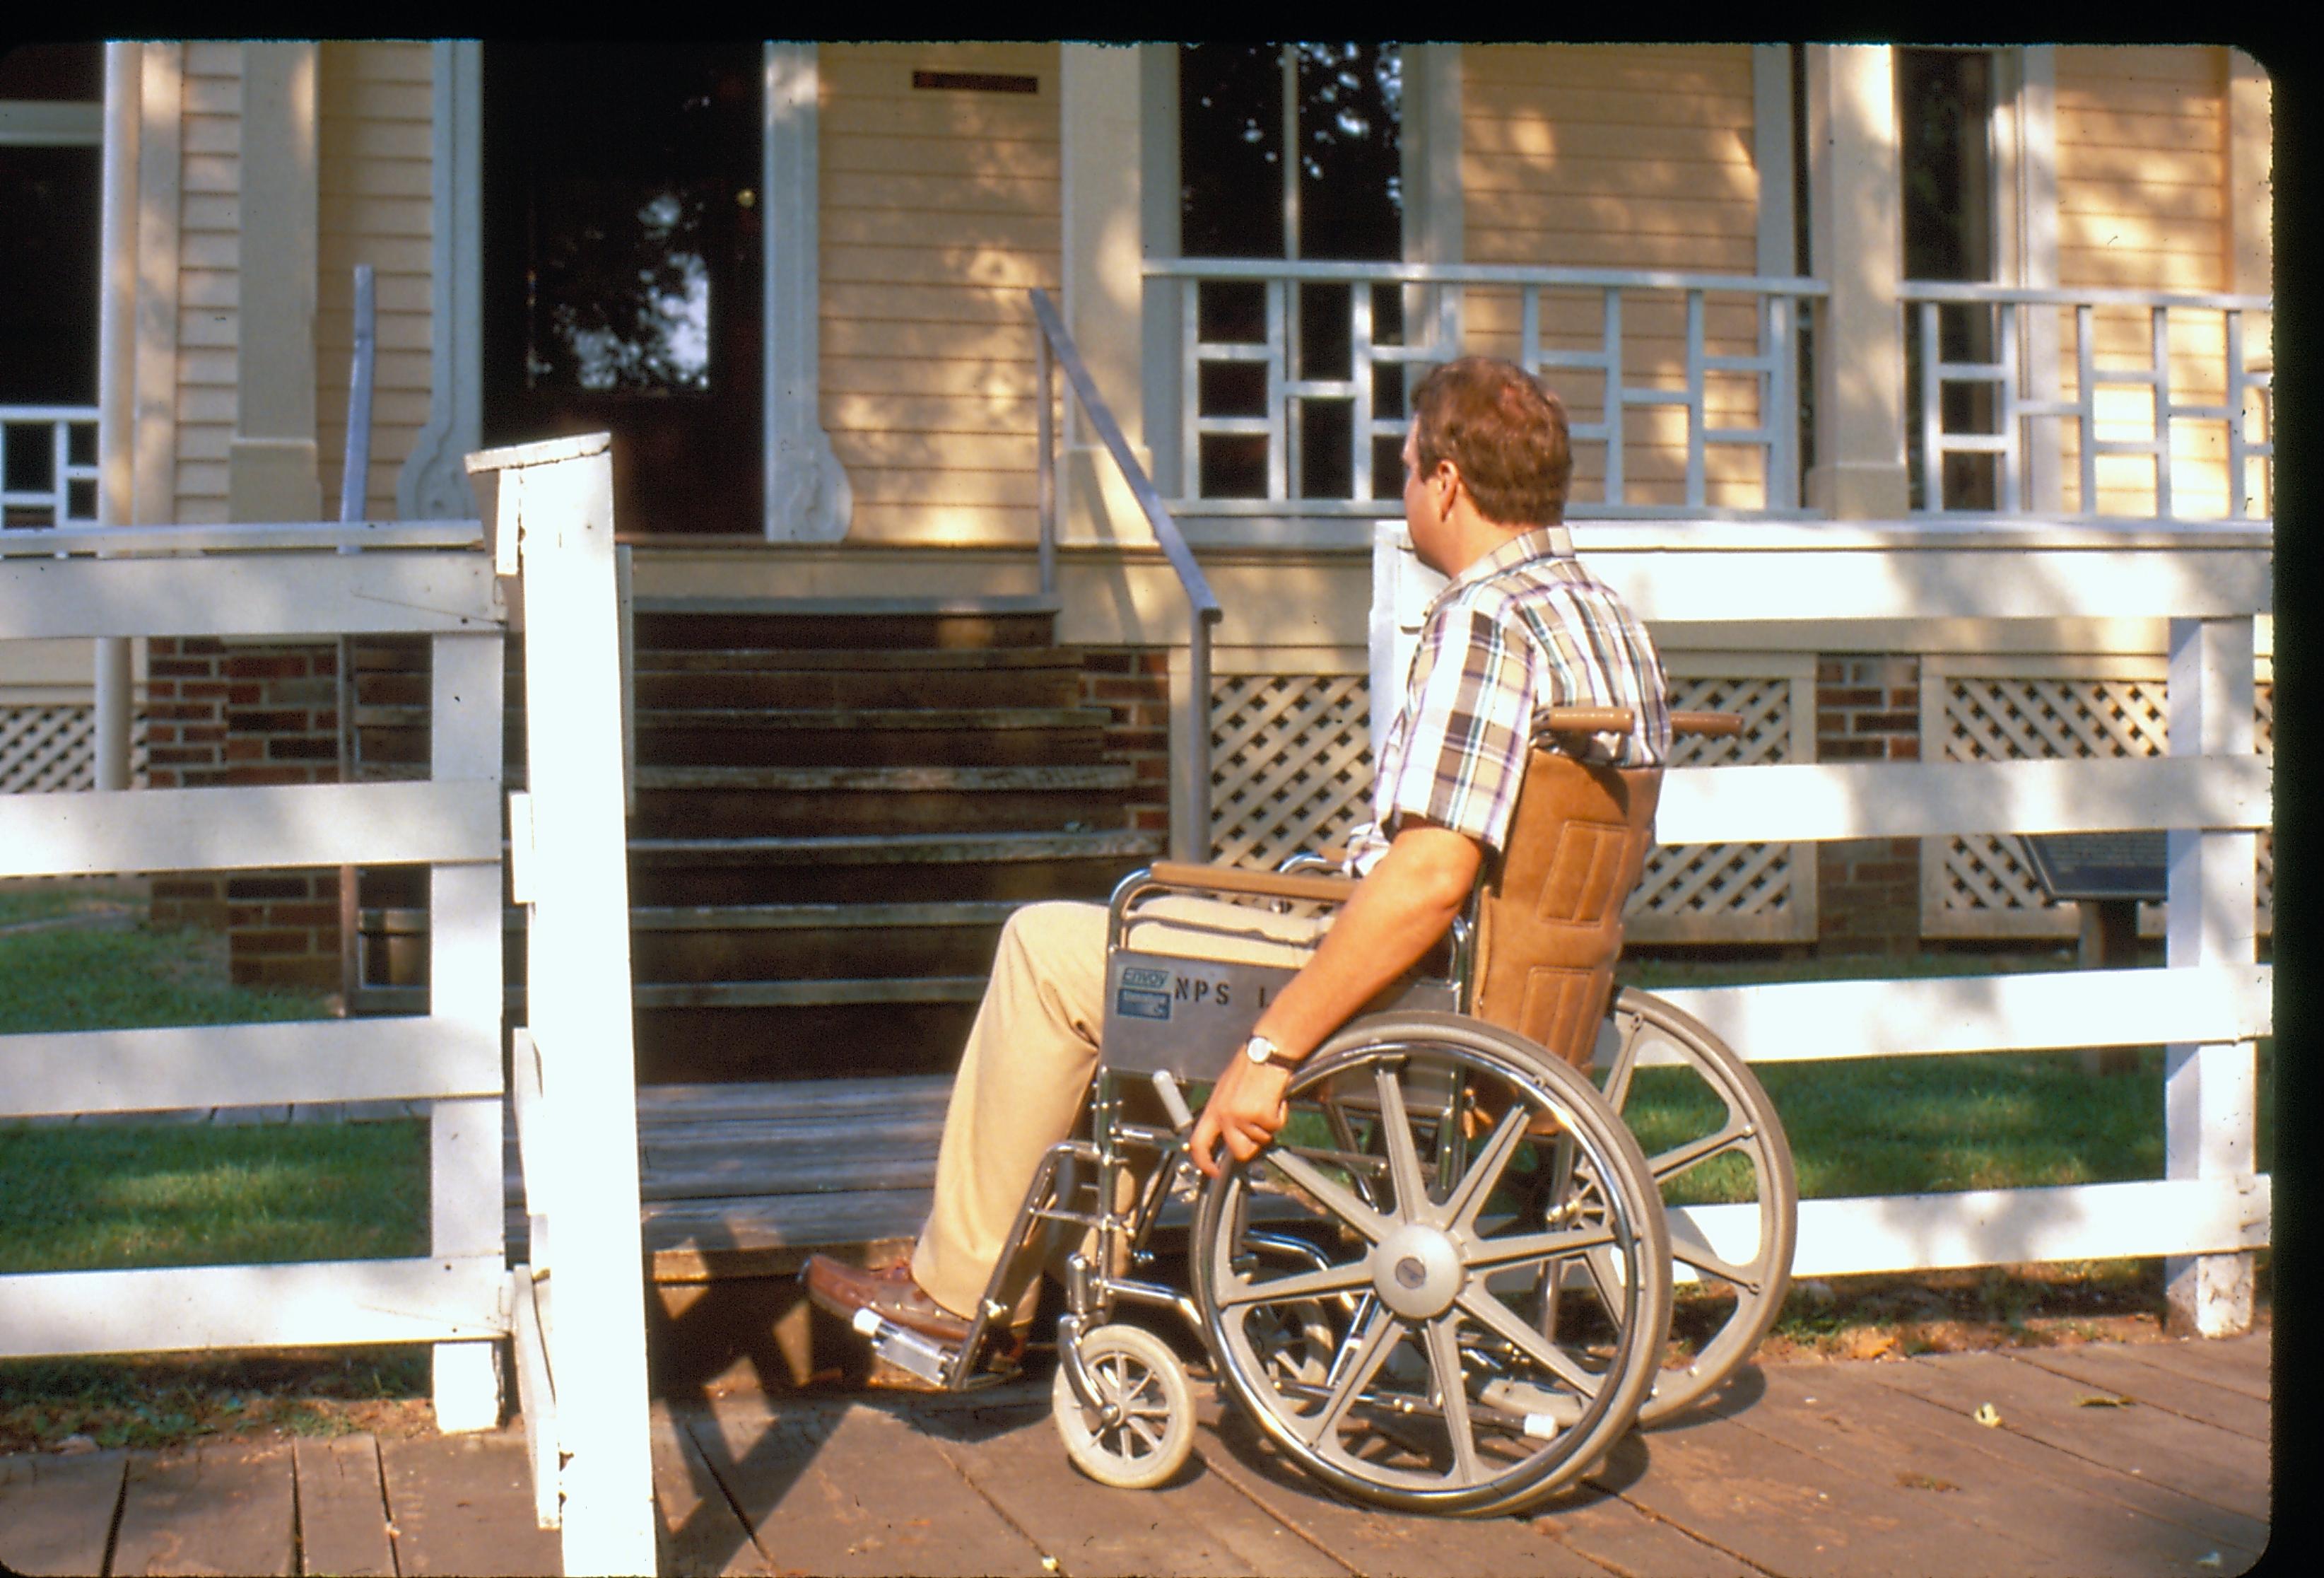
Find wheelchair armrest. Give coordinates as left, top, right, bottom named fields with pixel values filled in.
left=1143, top=861, right=1358, bottom=906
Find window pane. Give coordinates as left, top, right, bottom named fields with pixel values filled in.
left=1180, top=45, right=1284, bottom=259
left=1295, top=44, right=1400, bottom=262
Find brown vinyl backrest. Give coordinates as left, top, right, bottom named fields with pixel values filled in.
left=1468, top=749, right=1663, bottom=1068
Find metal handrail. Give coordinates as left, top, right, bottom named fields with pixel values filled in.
left=1028, top=288, right=1223, bottom=863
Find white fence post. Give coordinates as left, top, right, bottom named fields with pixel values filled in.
left=471, top=434, right=656, bottom=1574
left=2163, top=614, right=2261, bottom=1336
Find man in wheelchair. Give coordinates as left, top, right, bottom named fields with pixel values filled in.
left=804, top=354, right=1672, bottom=1362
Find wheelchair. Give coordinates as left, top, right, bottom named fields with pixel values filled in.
left=847, top=708, right=1797, bottom=1517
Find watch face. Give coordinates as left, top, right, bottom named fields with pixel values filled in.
left=1246, top=1035, right=1277, bottom=1064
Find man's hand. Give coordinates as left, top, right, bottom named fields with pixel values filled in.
left=1189, top=1053, right=1293, bottom=1179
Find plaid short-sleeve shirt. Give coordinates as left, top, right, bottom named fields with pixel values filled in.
left=1345, top=526, right=1670, bottom=875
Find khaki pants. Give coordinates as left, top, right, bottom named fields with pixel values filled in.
left=909, top=895, right=1327, bottom=1322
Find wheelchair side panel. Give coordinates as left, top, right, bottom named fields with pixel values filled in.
left=1101, top=949, right=1457, bottom=1080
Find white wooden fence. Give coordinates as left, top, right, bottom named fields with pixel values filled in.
left=1378, top=519, right=2272, bottom=1336
left=481, top=435, right=655, bottom=1571
left=0, top=437, right=655, bottom=1574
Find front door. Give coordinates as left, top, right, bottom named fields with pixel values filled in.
left=483, top=44, right=763, bottom=535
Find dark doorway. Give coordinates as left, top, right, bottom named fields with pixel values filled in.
left=483, top=44, right=763, bottom=536
left=1, top=43, right=102, bottom=527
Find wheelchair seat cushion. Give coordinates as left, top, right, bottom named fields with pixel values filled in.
left=1470, top=750, right=1662, bottom=1067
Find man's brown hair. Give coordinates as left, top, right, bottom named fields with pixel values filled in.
left=1411, top=356, right=1573, bottom=526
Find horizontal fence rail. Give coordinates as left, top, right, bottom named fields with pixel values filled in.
left=0, top=519, right=513, bottom=1433
left=1149, top=259, right=1825, bottom=520
left=1376, top=518, right=2272, bottom=1334
left=1901, top=281, right=2272, bottom=522
left=0, top=403, right=99, bottom=527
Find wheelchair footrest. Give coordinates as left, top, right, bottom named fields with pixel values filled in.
left=851, top=1307, right=956, bottom=1386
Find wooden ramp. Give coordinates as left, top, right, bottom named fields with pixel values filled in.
left=0, top=1329, right=2274, bottom=1577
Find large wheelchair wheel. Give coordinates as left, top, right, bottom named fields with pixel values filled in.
left=1192, top=1013, right=1671, bottom=1518
left=1597, top=988, right=1797, bottom=1424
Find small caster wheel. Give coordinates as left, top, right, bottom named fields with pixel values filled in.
left=1052, top=1323, right=1195, bottom=1490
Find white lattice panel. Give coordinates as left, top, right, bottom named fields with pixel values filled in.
left=1923, top=665, right=2273, bottom=937
left=1, top=706, right=95, bottom=793
left=1208, top=663, right=1813, bottom=944
left=1209, top=674, right=1375, bottom=870
left=1628, top=673, right=1812, bottom=943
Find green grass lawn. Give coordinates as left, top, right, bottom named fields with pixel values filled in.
left=0, top=879, right=429, bottom=1276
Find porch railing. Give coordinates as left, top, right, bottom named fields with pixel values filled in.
left=1, top=404, right=100, bottom=528
left=1030, top=288, right=1222, bottom=863
left=1901, top=281, right=2273, bottom=522
left=1146, top=259, right=1826, bottom=520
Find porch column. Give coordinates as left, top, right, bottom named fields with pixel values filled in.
left=1059, top=44, right=1151, bottom=546
left=1802, top=45, right=1908, bottom=520
left=228, top=42, right=322, bottom=524
left=95, top=45, right=141, bottom=792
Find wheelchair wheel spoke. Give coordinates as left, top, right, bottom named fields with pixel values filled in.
left=1667, top=1216, right=1763, bottom=1295
left=1423, top=1314, right=1482, bottom=1485
left=1462, top=1222, right=1622, bottom=1275
left=1262, top=1147, right=1392, bottom=1244
left=1599, top=1017, right=1647, bottom=1115
left=1372, top=1063, right=1433, bottom=1222
left=1581, top=1242, right=1631, bottom=1314
left=1647, top=1119, right=1751, bottom=1186
left=1455, top=1281, right=1607, bottom=1399
left=1445, top=1106, right=1532, bottom=1234
left=1214, top=1257, right=1373, bottom=1310
left=1300, top=1299, right=1403, bottom=1449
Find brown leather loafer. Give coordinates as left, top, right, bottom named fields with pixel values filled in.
left=802, top=1256, right=973, bottom=1346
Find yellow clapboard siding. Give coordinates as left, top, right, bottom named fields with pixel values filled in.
left=821, top=358, right=1044, bottom=398
left=317, top=196, right=432, bottom=238
left=2055, top=107, right=2224, bottom=156
left=820, top=41, right=1061, bottom=547
left=317, top=158, right=433, bottom=201
left=319, top=236, right=433, bottom=273
left=823, top=320, right=1034, bottom=361
left=1466, top=231, right=1760, bottom=273
left=824, top=208, right=1060, bottom=252
left=825, top=170, right=1062, bottom=216
left=827, top=430, right=1032, bottom=470
left=847, top=503, right=1033, bottom=546
left=821, top=43, right=1056, bottom=88
left=175, top=352, right=236, bottom=392
left=1463, top=44, right=1751, bottom=93
left=1460, top=83, right=1755, bottom=131
left=825, top=392, right=1043, bottom=437
left=2057, top=179, right=2227, bottom=222
left=2057, top=45, right=2221, bottom=90
left=823, top=98, right=1059, bottom=142
left=824, top=134, right=1060, bottom=180
left=181, top=195, right=241, bottom=233
left=182, top=153, right=240, bottom=194
left=1462, top=154, right=1759, bottom=203
left=823, top=244, right=1060, bottom=291
left=1455, top=117, right=1756, bottom=170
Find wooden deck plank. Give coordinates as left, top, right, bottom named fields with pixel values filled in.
left=1733, top=1362, right=2242, bottom=1574
left=1855, top=1359, right=2270, bottom=1558
left=1600, top=1398, right=2054, bottom=1578
left=1757, top=1362, right=2267, bottom=1569
left=292, top=1436, right=397, bottom=1578
left=1186, top=1390, right=1613, bottom=1578
left=2005, top=1343, right=2272, bottom=1442
left=0, top=1449, right=128, bottom=1578
left=1854, top=1349, right=2271, bottom=1524
left=378, top=1430, right=563, bottom=1577
left=680, top=1395, right=1047, bottom=1577
left=2094, top=1331, right=2274, bottom=1402
left=915, top=1389, right=1354, bottom=1578
left=1527, top=1475, right=1765, bottom=1578
left=112, top=1439, right=295, bottom=1577
left=651, top=1403, right=773, bottom=1577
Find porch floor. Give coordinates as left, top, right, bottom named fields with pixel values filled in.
left=0, top=1326, right=2273, bottom=1577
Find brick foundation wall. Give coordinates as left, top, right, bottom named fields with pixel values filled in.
left=1078, top=648, right=1173, bottom=838
left=143, top=636, right=345, bottom=992
left=1815, top=655, right=1922, bottom=957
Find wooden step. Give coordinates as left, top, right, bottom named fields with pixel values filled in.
left=635, top=708, right=1108, bottom=769
left=630, top=597, right=1057, bottom=653
left=629, top=763, right=1134, bottom=838
left=628, top=829, right=1157, bottom=869
left=354, top=976, right=989, bottom=1015
left=626, top=828, right=1158, bottom=907
left=632, top=652, right=1081, bottom=711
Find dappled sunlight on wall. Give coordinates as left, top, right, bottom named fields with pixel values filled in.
left=818, top=43, right=1062, bottom=549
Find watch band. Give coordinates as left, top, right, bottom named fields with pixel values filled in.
left=1243, top=1034, right=1301, bottom=1071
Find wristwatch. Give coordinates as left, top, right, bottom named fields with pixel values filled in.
left=1242, top=1033, right=1301, bottom=1071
